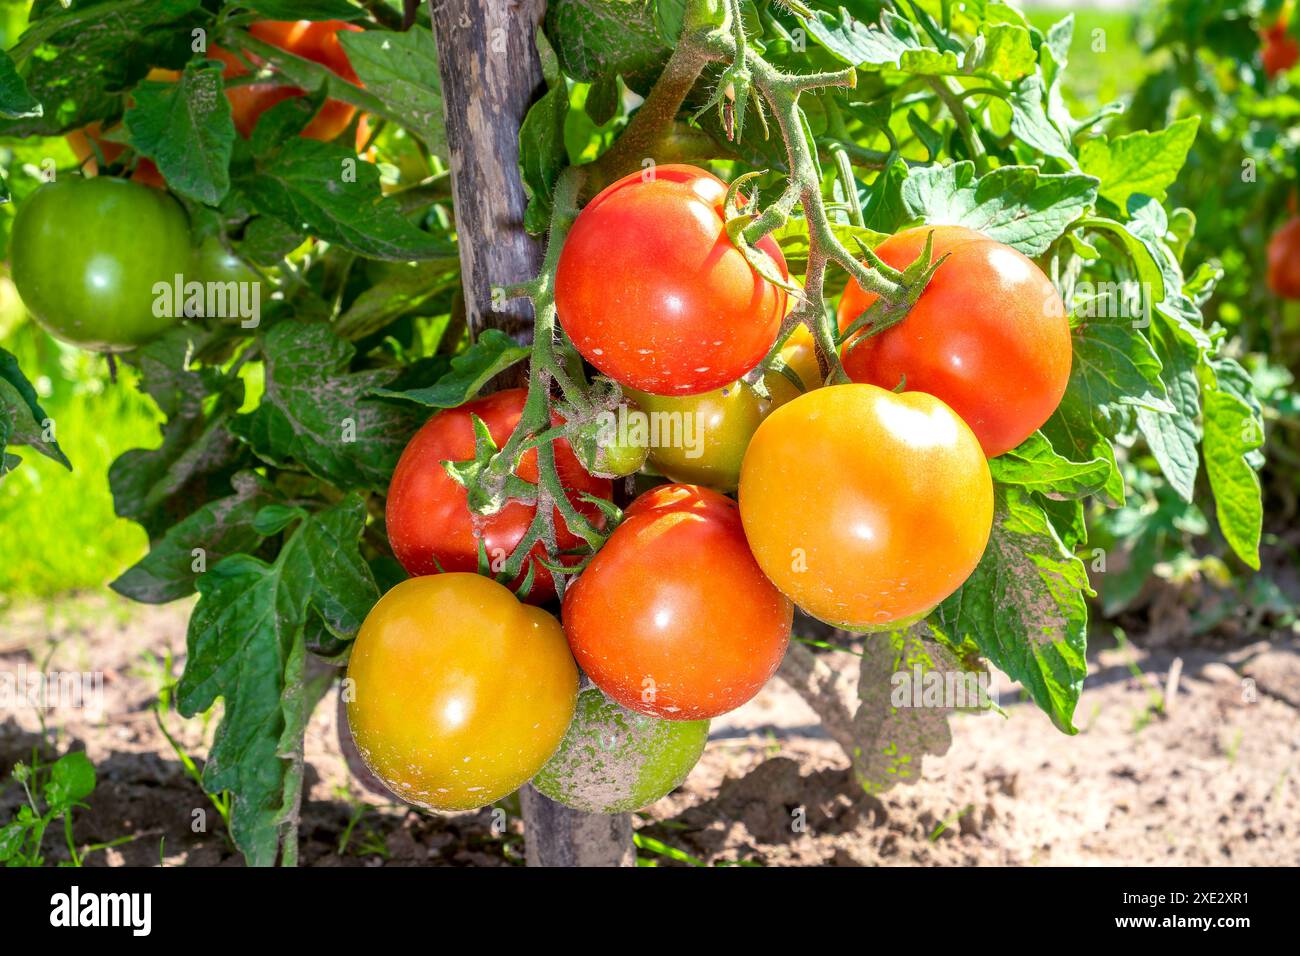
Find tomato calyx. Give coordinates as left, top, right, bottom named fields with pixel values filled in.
left=838, top=229, right=950, bottom=353
left=722, top=171, right=804, bottom=297
left=441, top=413, right=540, bottom=515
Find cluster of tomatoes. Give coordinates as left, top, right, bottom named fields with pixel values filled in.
left=9, top=21, right=361, bottom=353
left=348, top=164, right=1074, bottom=815
left=1261, top=16, right=1299, bottom=79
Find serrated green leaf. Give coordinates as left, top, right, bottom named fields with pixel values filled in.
left=125, top=61, right=235, bottom=204
left=111, top=471, right=280, bottom=604
left=931, top=487, right=1090, bottom=734
left=990, top=430, right=1112, bottom=499
left=0, top=346, right=69, bottom=471
left=371, top=328, right=531, bottom=408
left=1078, top=118, right=1200, bottom=211
left=177, top=496, right=378, bottom=866
left=230, top=321, right=427, bottom=492
left=0, top=49, right=41, bottom=119
left=339, top=28, right=445, bottom=157
left=901, top=162, right=1098, bottom=256
left=1202, top=389, right=1263, bottom=569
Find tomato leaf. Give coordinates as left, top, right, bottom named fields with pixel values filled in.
left=125, top=61, right=236, bottom=205
left=109, top=328, right=250, bottom=538
left=931, top=488, right=1091, bottom=735
left=1202, top=388, right=1263, bottom=570
left=0, top=346, right=69, bottom=473
left=177, top=495, right=378, bottom=867
left=339, top=28, right=445, bottom=157
left=229, top=321, right=428, bottom=492
left=0, top=50, right=42, bottom=120
left=1078, top=117, right=1200, bottom=211
left=901, top=162, right=1099, bottom=256
left=990, top=431, right=1113, bottom=500
left=0, top=0, right=205, bottom=137
left=239, top=138, right=452, bottom=261
left=372, top=328, right=531, bottom=408
left=545, top=0, right=670, bottom=94
left=851, top=627, right=988, bottom=794
left=1134, top=311, right=1204, bottom=503
left=111, top=471, right=281, bottom=604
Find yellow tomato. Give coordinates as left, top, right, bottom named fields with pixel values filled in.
left=345, top=573, right=578, bottom=810
left=626, top=325, right=821, bottom=491
left=738, top=383, right=993, bottom=630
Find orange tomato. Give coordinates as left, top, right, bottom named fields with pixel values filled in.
left=738, top=383, right=993, bottom=630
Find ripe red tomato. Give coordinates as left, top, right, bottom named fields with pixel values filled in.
left=212, top=19, right=363, bottom=142
left=346, top=573, right=578, bottom=810
left=739, top=383, right=993, bottom=630
left=385, top=388, right=612, bottom=604
left=1262, top=20, right=1299, bottom=78
left=563, top=484, right=792, bottom=720
left=1268, top=218, right=1300, bottom=298
left=837, top=226, right=1071, bottom=458
left=555, top=164, right=789, bottom=396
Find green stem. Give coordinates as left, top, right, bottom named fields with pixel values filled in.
left=929, top=76, right=988, bottom=175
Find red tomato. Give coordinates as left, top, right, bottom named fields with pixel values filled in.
left=1262, top=20, right=1300, bottom=78
left=563, top=484, right=792, bottom=720
left=837, top=226, right=1071, bottom=458
left=212, top=19, right=363, bottom=142
left=555, top=164, right=789, bottom=396
left=1268, top=218, right=1300, bottom=298
left=385, top=389, right=612, bottom=604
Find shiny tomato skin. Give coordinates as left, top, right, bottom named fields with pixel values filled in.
left=563, top=484, right=793, bottom=720
left=345, top=574, right=578, bottom=811
left=385, top=388, right=612, bottom=604
left=625, top=325, right=822, bottom=491
left=212, top=19, right=362, bottom=142
left=555, top=164, right=789, bottom=396
left=10, top=177, right=192, bottom=352
left=1268, top=218, right=1300, bottom=298
left=738, top=384, right=993, bottom=630
left=837, top=227, right=1071, bottom=458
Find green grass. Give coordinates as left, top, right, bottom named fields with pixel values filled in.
left=1, top=314, right=160, bottom=601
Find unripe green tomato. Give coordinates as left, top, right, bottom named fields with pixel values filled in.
left=570, top=415, right=651, bottom=479
left=532, top=688, right=709, bottom=813
left=626, top=325, right=821, bottom=491
left=190, top=235, right=268, bottom=323
left=10, top=176, right=193, bottom=352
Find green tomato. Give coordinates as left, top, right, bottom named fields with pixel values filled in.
left=193, top=234, right=261, bottom=287
left=570, top=416, right=651, bottom=479
left=10, top=176, right=193, bottom=352
left=625, top=325, right=821, bottom=491
left=532, top=688, right=709, bottom=814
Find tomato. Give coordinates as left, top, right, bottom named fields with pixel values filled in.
left=626, top=325, right=821, bottom=491
left=212, top=19, right=362, bottom=142
left=569, top=413, right=651, bottom=479
left=738, top=383, right=993, bottom=630
left=532, top=688, right=709, bottom=813
left=837, top=226, right=1071, bottom=458
left=563, top=484, right=792, bottom=719
left=555, top=164, right=789, bottom=396
left=345, top=574, right=577, bottom=811
left=1268, top=218, right=1300, bottom=298
left=1262, top=20, right=1299, bottom=78
left=10, top=177, right=192, bottom=352
left=385, top=388, right=612, bottom=603
left=66, top=69, right=176, bottom=190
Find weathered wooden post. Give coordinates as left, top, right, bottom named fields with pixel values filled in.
left=428, top=0, right=636, bottom=867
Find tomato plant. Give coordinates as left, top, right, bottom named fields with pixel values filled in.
left=346, top=573, right=577, bottom=811
left=0, top=0, right=1275, bottom=869
left=386, top=388, right=611, bottom=603
left=837, top=227, right=1072, bottom=458
left=10, top=176, right=192, bottom=351
left=563, top=484, right=792, bottom=720
left=555, top=164, right=789, bottom=395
